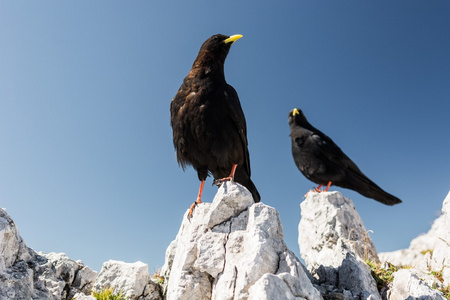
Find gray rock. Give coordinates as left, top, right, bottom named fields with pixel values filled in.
left=72, top=292, right=97, bottom=300
left=0, top=207, right=98, bottom=300
left=0, top=208, right=34, bottom=271
left=39, top=252, right=97, bottom=299
left=379, top=191, right=450, bottom=288
left=204, top=181, right=254, bottom=228
left=161, top=181, right=321, bottom=300
left=94, top=260, right=152, bottom=300
left=388, top=269, right=445, bottom=300
left=298, top=191, right=381, bottom=299
left=429, top=192, right=450, bottom=286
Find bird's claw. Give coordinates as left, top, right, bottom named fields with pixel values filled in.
left=304, top=188, right=321, bottom=198
left=213, top=177, right=234, bottom=186
left=187, top=201, right=198, bottom=222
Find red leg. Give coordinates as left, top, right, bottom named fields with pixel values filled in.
left=188, top=180, right=205, bottom=218
left=304, top=182, right=331, bottom=198
left=305, top=184, right=322, bottom=197
left=314, top=184, right=323, bottom=193
left=214, top=164, right=238, bottom=185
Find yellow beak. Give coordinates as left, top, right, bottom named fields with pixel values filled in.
left=224, top=34, right=243, bottom=44
left=292, top=108, right=300, bottom=116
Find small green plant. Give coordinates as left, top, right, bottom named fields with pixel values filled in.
left=152, top=268, right=165, bottom=285
left=421, top=249, right=433, bottom=256
left=366, top=260, right=398, bottom=291
left=430, top=270, right=444, bottom=283
left=91, top=286, right=128, bottom=300
left=439, top=284, right=450, bottom=299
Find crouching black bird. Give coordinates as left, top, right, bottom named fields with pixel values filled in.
left=288, top=108, right=401, bottom=205
left=170, top=34, right=260, bottom=217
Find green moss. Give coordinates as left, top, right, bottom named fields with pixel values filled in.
left=366, top=260, right=398, bottom=291
left=420, top=249, right=433, bottom=256
left=91, top=287, right=128, bottom=300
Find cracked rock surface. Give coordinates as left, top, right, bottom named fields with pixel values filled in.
left=161, top=181, right=321, bottom=300
left=380, top=191, right=450, bottom=298
left=0, top=207, right=97, bottom=300
left=0, top=206, right=163, bottom=300
left=298, top=191, right=381, bottom=299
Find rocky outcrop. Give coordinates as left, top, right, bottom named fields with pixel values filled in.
left=387, top=269, right=445, bottom=300
left=0, top=206, right=162, bottom=300
left=298, top=191, right=381, bottom=299
left=379, top=191, right=450, bottom=298
left=0, top=207, right=97, bottom=299
left=2, top=183, right=449, bottom=300
left=160, top=181, right=322, bottom=300
left=94, top=260, right=162, bottom=300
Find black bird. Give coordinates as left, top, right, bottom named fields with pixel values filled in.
left=288, top=108, right=401, bottom=205
left=170, top=34, right=260, bottom=217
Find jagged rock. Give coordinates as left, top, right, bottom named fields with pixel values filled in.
left=298, top=191, right=381, bottom=299
left=161, top=181, right=322, bottom=300
left=387, top=269, right=445, bottom=300
left=37, top=252, right=97, bottom=299
left=94, top=260, right=162, bottom=300
left=0, top=208, right=34, bottom=272
left=73, top=292, right=97, bottom=300
left=0, top=207, right=98, bottom=300
left=380, top=191, right=450, bottom=287
left=378, top=213, right=444, bottom=268
left=204, top=181, right=254, bottom=228
left=430, top=192, right=450, bottom=286
left=140, top=280, right=163, bottom=300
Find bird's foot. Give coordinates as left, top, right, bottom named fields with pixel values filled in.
left=187, top=198, right=202, bottom=221
left=213, top=164, right=238, bottom=186
left=304, top=189, right=319, bottom=198
left=213, top=176, right=234, bottom=186
left=304, top=182, right=332, bottom=198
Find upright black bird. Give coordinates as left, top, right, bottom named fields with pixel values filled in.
left=170, top=34, right=260, bottom=217
left=288, top=108, right=401, bottom=205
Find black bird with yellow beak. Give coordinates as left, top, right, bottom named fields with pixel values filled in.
left=171, top=34, right=260, bottom=217
left=288, top=108, right=401, bottom=206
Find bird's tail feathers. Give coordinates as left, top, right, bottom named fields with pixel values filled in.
left=346, top=173, right=402, bottom=206
left=244, top=179, right=261, bottom=203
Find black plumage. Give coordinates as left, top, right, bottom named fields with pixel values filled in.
left=170, top=34, right=260, bottom=215
left=288, top=108, right=401, bottom=205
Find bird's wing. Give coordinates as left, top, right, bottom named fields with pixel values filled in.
left=310, top=131, right=363, bottom=173
left=225, top=84, right=251, bottom=175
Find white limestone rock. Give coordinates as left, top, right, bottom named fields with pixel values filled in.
left=0, top=208, right=34, bottom=272
left=388, top=269, right=445, bottom=300
left=94, top=260, right=151, bottom=299
left=430, top=191, right=450, bottom=286
left=0, top=207, right=98, bottom=300
left=204, top=181, right=254, bottom=228
left=378, top=213, right=444, bottom=268
left=379, top=191, right=450, bottom=287
left=298, top=191, right=381, bottom=299
left=161, top=181, right=321, bottom=300
left=72, top=292, right=97, bottom=300
left=38, top=252, right=97, bottom=299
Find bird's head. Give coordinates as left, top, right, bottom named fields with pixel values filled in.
left=192, top=34, right=243, bottom=72
left=288, top=108, right=308, bottom=126
left=200, top=34, right=243, bottom=55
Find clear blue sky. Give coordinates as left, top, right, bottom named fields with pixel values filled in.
left=1, top=1, right=449, bottom=272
